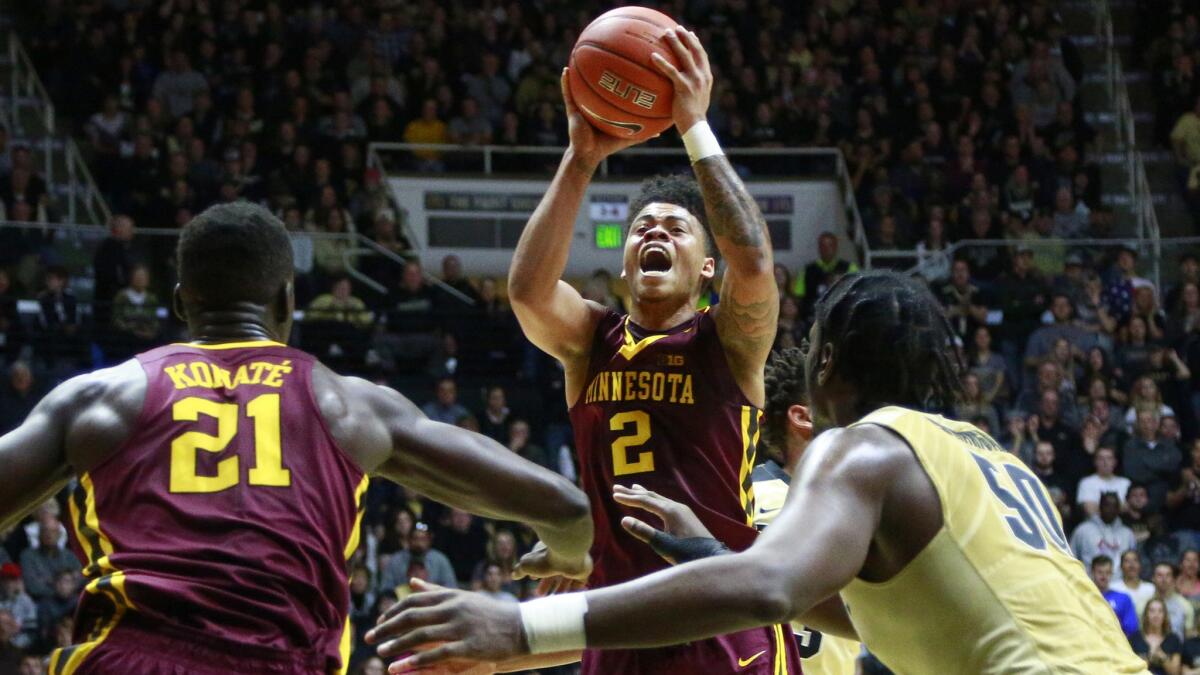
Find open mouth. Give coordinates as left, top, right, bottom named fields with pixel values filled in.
left=639, top=244, right=673, bottom=276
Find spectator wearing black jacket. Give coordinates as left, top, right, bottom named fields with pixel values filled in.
left=34, top=266, right=81, bottom=370
left=92, top=214, right=138, bottom=328
left=0, top=269, right=23, bottom=366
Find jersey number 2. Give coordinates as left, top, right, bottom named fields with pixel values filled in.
left=610, top=411, right=654, bottom=476
left=170, top=394, right=291, bottom=493
left=972, top=454, right=1068, bottom=552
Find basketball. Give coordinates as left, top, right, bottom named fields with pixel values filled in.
left=567, top=7, right=681, bottom=141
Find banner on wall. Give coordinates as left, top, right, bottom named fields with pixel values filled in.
left=387, top=177, right=848, bottom=278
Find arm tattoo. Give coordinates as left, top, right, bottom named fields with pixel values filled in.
left=693, top=155, right=767, bottom=248
left=717, top=294, right=776, bottom=347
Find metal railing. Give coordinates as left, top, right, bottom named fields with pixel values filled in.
left=1096, top=0, right=1160, bottom=248
left=366, top=141, right=869, bottom=264
left=867, top=237, right=1173, bottom=291
left=866, top=2, right=1164, bottom=284
left=0, top=220, right=475, bottom=304
left=6, top=32, right=111, bottom=225
left=367, top=142, right=845, bottom=177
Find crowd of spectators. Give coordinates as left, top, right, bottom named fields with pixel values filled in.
left=1142, top=3, right=1200, bottom=229
left=0, top=0, right=1195, bottom=673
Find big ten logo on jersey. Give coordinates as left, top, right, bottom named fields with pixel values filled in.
left=598, top=70, right=657, bottom=110
left=657, top=353, right=684, bottom=367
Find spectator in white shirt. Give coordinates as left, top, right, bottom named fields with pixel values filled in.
left=1077, top=446, right=1132, bottom=517
left=1112, top=549, right=1156, bottom=611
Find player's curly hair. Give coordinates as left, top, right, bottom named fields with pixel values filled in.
left=628, top=173, right=715, bottom=257
left=178, top=202, right=293, bottom=308
left=762, top=347, right=807, bottom=460
left=813, top=270, right=963, bottom=414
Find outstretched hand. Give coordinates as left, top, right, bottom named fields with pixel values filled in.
left=367, top=579, right=519, bottom=674
left=649, top=25, right=713, bottom=133
left=511, top=540, right=592, bottom=596
left=561, top=68, right=645, bottom=168
left=614, top=484, right=727, bottom=565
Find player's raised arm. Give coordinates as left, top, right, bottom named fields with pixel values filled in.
left=355, top=378, right=593, bottom=576
left=651, top=27, right=777, bottom=403
left=507, top=71, right=641, bottom=372
left=368, top=426, right=894, bottom=670
left=0, top=361, right=145, bottom=531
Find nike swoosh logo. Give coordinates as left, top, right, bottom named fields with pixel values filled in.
left=577, top=102, right=644, bottom=135
left=737, top=650, right=767, bottom=667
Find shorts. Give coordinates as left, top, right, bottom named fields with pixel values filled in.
left=50, top=613, right=330, bottom=675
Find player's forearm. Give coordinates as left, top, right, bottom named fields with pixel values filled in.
left=0, top=392, right=75, bottom=531
left=692, top=155, right=772, bottom=276
left=496, top=650, right=582, bottom=672
left=582, top=550, right=798, bottom=649
left=391, top=423, right=592, bottom=560
left=508, top=150, right=595, bottom=305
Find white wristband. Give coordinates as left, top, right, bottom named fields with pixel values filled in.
left=519, top=593, right=589, bottom=654
left=681, top=121, right=723, bottom=163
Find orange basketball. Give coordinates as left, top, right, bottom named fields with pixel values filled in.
left=567, top=7, right=681, bottom=141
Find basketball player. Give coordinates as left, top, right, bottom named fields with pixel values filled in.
left=493, top=24, right=794, bottom=675
left=0, top=202, right=593, bottom=675
left=369, top=270, right=1148, bottom=674
left=614, top=348, right=861, bottom=675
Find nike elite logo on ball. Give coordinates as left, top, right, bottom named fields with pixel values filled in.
left=598, top=70, right=658, bottom=109
left=578, top=102, right=644, bottom=135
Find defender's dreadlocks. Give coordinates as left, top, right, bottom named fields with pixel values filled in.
left=628, top=173, right=716, bottom=258
left=762, top=347, right=807, bottom=460
left=812, top=270, right=963, bottom=413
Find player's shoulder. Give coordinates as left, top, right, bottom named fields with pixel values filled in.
left=309, top=363, right=418, bottom=471
left=799, top=424, right=915, bottom=488
left=39, top=360, right=147, bottom=472
left=591, top=303, right=625, bottom=333
left=310, top=363, right=403, bottom=423
left=43, top=359, right=146, bottom=416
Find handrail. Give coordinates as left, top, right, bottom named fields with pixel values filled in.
left=867, top=236, right=1167, bottom=290
left=1095, top=0, right=1160, bottom=248
left=7, top=31, right=112, bottom=225
left=65, top=137, right=113, bottom=224
left=869, top=2, right=1166, bottom=288
left=368, top=141, right=845, bottom=158
left=834, top=150, right=870, bottom=267
left=367, top=141, right=844, bottom=178
left=9, top=33, right=55, bottom=190
left=0, top=220, right=476, bottom=302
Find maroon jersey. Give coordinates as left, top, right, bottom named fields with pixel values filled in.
left=569, top=309, right=799, bottom=674
left=53, top=341, right=367, bottom=675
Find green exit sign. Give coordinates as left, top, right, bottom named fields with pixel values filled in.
left=595, top=222, right=623, bottom=249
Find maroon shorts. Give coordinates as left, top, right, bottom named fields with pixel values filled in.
left=50, top=614, right=330, bottom=675
left=581, top=624, right=801, bottom=675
